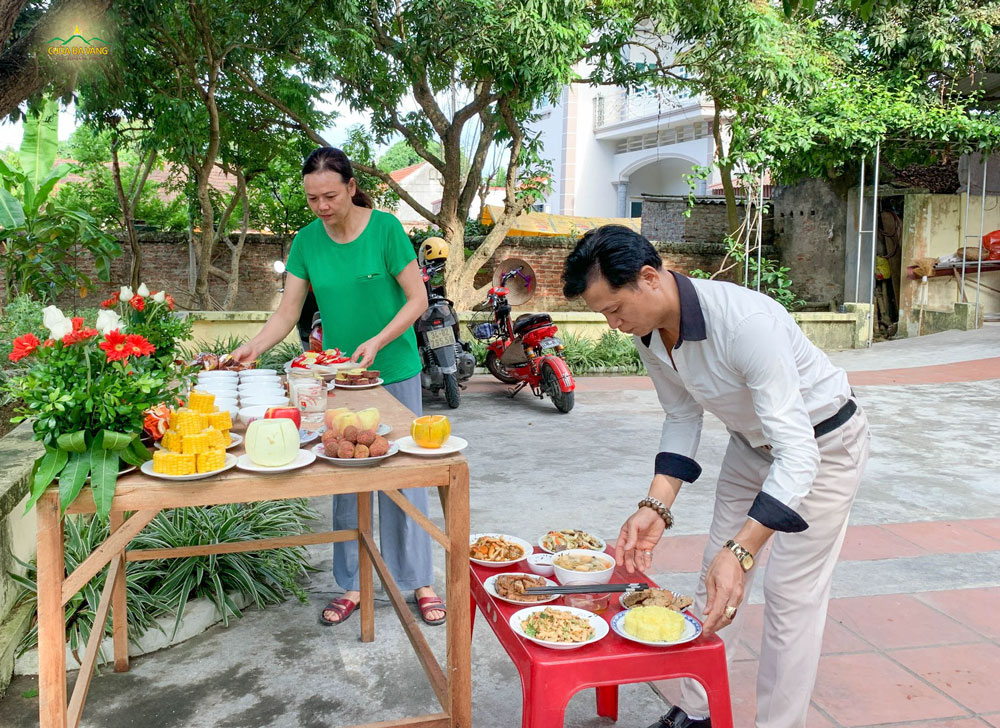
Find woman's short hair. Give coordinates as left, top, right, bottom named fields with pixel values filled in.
left=562, top=225, right=662, bottom=298
left=301, top=147, right=373, bottom=209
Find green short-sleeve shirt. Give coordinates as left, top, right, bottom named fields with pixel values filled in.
left=285, top=210, right=421, bottom=385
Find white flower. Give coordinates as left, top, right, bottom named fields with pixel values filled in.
left=119, top=285, right=134, bottom=302
left=137, top=283, right=150, bottom=297
left=41, top=305, right=66, bottom=330
left=47, top=317, right=73, bottom=341
left=96, top=309, right=123, bottom=335
left=151, top=290, right=166, bottom=303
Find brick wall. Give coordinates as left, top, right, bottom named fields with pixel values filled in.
left=641, top=195, right=774, bottom=247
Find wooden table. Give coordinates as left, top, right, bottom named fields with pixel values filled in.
left=35, top=388, right=471, bottom=728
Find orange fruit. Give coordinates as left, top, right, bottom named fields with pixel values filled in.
left=410, top=415, right=451, bottom=449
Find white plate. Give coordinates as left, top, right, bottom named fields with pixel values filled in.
left=537, top=530, right=607, bottom=554
left=235, top=448, right=316, bottom=473
left=510, top=605, right=609, bottom=650
left=376, top=423, right=391, bottom=436
left=333, top=378, right=384, bottom=390
left=395, top=435, right=468, bottom=457
left=154, top=432, right=243, bottom=451
left=140, top=453, right=238, bottom=481
left=299, top=427, right=325, bottom=445
left=311, top=441, right=399, bottom=466
left=484, top=572, right=560, bottom=606
left=610, top=609, right=702, bottom=647
left=469, top=533, right=533, bottom=568
left=618, top=592, right=695, bottom=611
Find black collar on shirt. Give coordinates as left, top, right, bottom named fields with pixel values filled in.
left=640, top=270, right=707, bottom=350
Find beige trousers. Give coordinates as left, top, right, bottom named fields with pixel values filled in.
left=672, top=405, right=870, bottom=728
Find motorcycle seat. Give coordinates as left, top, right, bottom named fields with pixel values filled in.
left=513, top=313, right=552, bottom=335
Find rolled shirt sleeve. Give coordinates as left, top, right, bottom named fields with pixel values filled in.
left=729, top=312, right=818, bottom=532
left=635, top=338, right=704, bottom=483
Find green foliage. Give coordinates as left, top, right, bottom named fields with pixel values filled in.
left=257, top=340, right=305, bottom=371
left=377, top=139, right=442, bottom=172
left=691, top=235, right=805, bottom=312
left=558, top=331, right=646, bottom=374
left=11, top=500, right=319, bottom=657
left=410, top=219, right=494, bottom=248
left=180, top=334, right=249, bottom=361
left=0, top=295, right=46, bottom=367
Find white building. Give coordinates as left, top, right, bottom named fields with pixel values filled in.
left=388, top=161, right=506, bottom=231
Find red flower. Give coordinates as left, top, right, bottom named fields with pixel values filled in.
left=62, top=328, right=99, bottom=345
left=125, top=334, right=155, bottom=357
left=9, top=333, right=40, bottom=362
left=165, top=294, right=176, bottom=311
left=43, top=339, right=54, bottom=347
left=99, top=330, right=131, bottom=362
left=100, top=294, right=119, bottom=309
left=71, top=317, right=84, bottom=332
left=129, top=295, right=145, bottom=312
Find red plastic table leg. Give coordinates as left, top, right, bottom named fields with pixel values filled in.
left=596, top=685, right=619, bottom=721
left=520, top=673, right=569, bottom=728
left=470, top=596, right=476, bottom=638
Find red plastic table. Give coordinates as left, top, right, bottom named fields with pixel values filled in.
left=470, top=549, right=733, bottom=728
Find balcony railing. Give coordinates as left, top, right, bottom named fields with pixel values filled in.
left=593, top=88, right=699, bottom=130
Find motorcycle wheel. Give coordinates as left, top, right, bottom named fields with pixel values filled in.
left=542, top=364, right=574, bottom=414
left=486, top=350, right=518, bottom=384
left=444, top=373, right=460, bottom=409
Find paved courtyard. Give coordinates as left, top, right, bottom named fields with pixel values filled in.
left=2, top=325, right=999, bottom=727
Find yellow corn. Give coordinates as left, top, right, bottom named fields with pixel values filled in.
left=152, top=451, right=196, bottom=475
left=204, top=426, right=226, bottom=449
left=168, top=409, right=179, bottom=431
left=219, top=429, right=231, bottom=446
left=182, top=432, right=209, bottom=455
left=188, top=390, right=216, bottom=414
left=197, top=448, right=226, bottom=473
left=176, top=409, right=202, bottom=437
left=162, top=429, right=183, bottom=453
left=207, top=411, right=232, bottom=430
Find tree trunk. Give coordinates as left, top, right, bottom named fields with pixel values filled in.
left=194, top=168, right=215, bottom=309
left=712, top=101, right=742, bottom=239
left=110, top=142, right=141, bottom=288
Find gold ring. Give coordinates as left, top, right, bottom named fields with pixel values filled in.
left=724, top=605, right=737, bottom=620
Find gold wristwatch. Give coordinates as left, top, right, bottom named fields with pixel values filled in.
left=724, top=539, right=754, bottom=572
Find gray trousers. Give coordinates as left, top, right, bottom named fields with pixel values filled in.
left=331, top=373, right=435, bottom=592
left=672, top=404, right=870, bottom=728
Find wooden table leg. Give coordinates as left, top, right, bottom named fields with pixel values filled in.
left=37, top=494, right=67, bottom=728
left=446, top=462, right=471, bottom=727
left=357, top=492, right=375, bottom=643
left=109, top=511, right=129, bottom=673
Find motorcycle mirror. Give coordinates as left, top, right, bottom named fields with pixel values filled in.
left=492, top=258, right=536, bottom=305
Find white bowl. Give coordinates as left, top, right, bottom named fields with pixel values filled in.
left=238, top=385, right=285, bottom=396
left=469, top=533, right=533, bottom=569
left=551, top=549, right=615, bottom=586
left=526, top=553, right=555, bottom=577
left=238, top=375, right=281, bottom=385
left=214, top=399, right=240, bottom=418
left=197, top=370, right=238, bottom=379
left=197, top=384, right=237, bottom=395
left=241, top=396, right=290, bottom=408
left=239, top=368, right=278, bottom=378
left=238, top=405, right=272, bottom=428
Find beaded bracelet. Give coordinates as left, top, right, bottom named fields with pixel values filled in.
left=638, top=496, right=674, bottom=530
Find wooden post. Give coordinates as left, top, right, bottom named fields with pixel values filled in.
left=445, top=462, right=471, bottom=727
left=37, top=494, right=67, bottom=728
left=109, top=511, right=129, bottom=672
left=357, top=491, right=375, bottom=643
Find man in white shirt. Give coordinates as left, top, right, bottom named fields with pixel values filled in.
left=562, top=226, right=870, bottom=728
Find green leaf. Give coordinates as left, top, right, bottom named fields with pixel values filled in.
left=56, top=430, right=88, bottom=453
left=89, top=447, right=120, bottom=519
left=99, top=430, right=135, bottom=452
left=58, top=449, right=92, bottom=514
left=0, top=187, right=25, bottom=230
left=19, top=98, right=59, bottom=191
left=23, top=447, right=69, bottom=513
left=129, top=435, right=153, bottom=463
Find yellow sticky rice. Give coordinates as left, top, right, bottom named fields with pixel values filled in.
left=624, top=605, right=686, bottom=642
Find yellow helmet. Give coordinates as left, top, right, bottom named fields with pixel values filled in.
left=419, top=236, right=449, bottom=263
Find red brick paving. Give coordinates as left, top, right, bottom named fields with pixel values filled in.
left=881, top=521, right=1000, bottom=554
left=826, top=594, right=980, bottom=650
left=891, top=643, right=1000, bottom=714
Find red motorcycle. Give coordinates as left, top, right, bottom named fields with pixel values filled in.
left=469, top=259, right=575, bottom=413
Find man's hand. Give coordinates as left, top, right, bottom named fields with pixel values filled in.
left=701, top=547, right=746, bottom=636
left=614, top=507, right=666, bottom=574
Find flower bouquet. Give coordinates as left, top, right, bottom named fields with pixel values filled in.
left=100, top=283, right=192, bottom=372
left=6, top=303, right=187, bottom=518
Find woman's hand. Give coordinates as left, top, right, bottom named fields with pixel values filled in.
left=614, top=507, right=666, bottom=574
left=351, top=335, right=383, bottom=369
left=230, top=342, right=260, bottom=366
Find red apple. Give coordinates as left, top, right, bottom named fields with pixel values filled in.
left=264, top=406, right=301, bottom=429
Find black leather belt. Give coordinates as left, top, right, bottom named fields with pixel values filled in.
left=813, top=399, right=857, bottom=438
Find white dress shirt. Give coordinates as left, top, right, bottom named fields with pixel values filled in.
left=636, top=272, right=853, bottom=531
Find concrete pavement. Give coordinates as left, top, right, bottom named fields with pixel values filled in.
left=2, top=325, right=998, bottom=727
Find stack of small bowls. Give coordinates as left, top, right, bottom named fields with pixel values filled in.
left=236, top=369, right=288, bottom=426
left=194, top=371, right=240, bottom=418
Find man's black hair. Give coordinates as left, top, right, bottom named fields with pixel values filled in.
left=562, top=224, right=662, bottom=298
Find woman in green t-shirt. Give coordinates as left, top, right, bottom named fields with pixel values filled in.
left=231, top=147, right=446, bottom=627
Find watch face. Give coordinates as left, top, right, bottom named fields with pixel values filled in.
left=741, top=554, right=753, bottom=569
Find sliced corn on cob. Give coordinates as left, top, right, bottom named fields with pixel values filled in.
left=196, top=448, right=226, bottom=473
left=161, top=429, right=183, bottom=453
left=188, top=390, right=216, bottom=413
left=181, top=432, right=209, bottom=455
left=207, top=410, right=232, bottom=430
left=175, top=408, right=202, bottom=436
left=203, top=426, right=226, bottom=449
left=152, top=451, right=196, bottom=475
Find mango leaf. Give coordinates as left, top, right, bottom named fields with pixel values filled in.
left=23, top=446, right=69, bottom=513
left=0, top=187, right=25, bottom=231
left=58, top=449, right=92, bottom=514
left=19, top=98, right=59, bottom=191
left=120, top=435, right=151, bottom=467
left=56, top=430, right=88, bottom=453
left=99, top=430, right=135, bottom=452
left=130, top=435, right=152, bottom=463
left=90, top=447, right=120, bottom=519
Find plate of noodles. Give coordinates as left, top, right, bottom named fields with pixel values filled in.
left=510, top=606, right=609, bottom=650
left=538, top=529, right=606, bottom=554
left=469, top=533, right=533, bottom=568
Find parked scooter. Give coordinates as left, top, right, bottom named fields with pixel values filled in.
left=413, top=237, right=476, bottom=408
left=468, top=259, right=575, bottom=413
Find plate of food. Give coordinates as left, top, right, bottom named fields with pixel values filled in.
left=312, top=441, right=399, bottom=467
left=395, top=436, right=468, bottom=457
left=484, top=573, right=560, bottom=606
left=156, top=432, right=243, bottom=451
left=235, top=449, right=316, bottom=473
left=140, top=453, right=238, bottom=481
left=538, top=529, right=606, bottom=554
left=510, top=605, right=609, bottom=650
left=469, top=533, right=533, bottom=568
left=334, top=378, right=384, bottom=390
left=619, top=588, right=694, bottom=611
left=610, top=606, right=702, bottom=647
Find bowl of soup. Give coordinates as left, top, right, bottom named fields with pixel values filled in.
left=552, top=548, right=615, bottom=586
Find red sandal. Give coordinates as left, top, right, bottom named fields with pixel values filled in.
left=319, top=597, right=357, bottom=626
left=416, top=596, right=447, bottom=626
